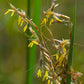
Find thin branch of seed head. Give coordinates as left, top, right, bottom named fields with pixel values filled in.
left=54, top=61, right=60, bottom=70
left=39, top=51, right=43, bottom=67
left=37, top=44, right=49, bottom=55
left=10, top=3, right=39, bottom=31
left=54, top=39, right=62, bottom=43
left=51, top=0, right=57, bottom=11
left=52, top=12, right=70, bottom=20
left=45, top=62, right=52, bottom=71
left=29, top=26, right=39, bottom=41
left=28, top=39, right=37, bottom=42
left=45, top=26, right=57, bottom=50
left=43, top=52, right=54, bottom=72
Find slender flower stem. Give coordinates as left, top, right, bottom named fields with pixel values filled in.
left=66, top=0, right=77, bottom=84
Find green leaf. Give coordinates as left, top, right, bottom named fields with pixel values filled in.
left=27, top=0, right=41, bottom=84
left=66, top=0, right=77, bottom=83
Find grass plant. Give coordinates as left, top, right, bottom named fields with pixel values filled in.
left=4, top=0, right=82, bottom=84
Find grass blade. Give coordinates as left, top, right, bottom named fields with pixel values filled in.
left=66, top=0, right=77, bottom=83
left=26, top=0, right=31, bottom=84
left=27, top=0, right=41, bottom=84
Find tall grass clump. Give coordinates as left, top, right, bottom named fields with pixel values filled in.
left=4, top=0, right=82, bottom=84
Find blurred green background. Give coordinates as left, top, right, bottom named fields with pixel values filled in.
left=0, top=0, right=84, bottom=84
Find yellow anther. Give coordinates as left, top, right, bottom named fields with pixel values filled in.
left=23, top=25, right=27, bottom=32
left=32, top=41, right=38, bottom=45
left=28, top=41, right=38, bottom=48
left=51, top=81, right=53, bottom=84
left=53, top=16, right=63, bottom=23
left=46, top=15, right=49, bottom=21
left=18, top=16, right=21, bottom=25
left=11, top=11, right=14, bottom=16
left=48, top=80, right=50, bottom=84
left=30, top=35, right=34, bottom=38
left=49, top=19, right=54, bottom=25
left=52, top=53, right=59, bottom=60
left=37, top=69, right=42, bottom=77
left=41, top=18, right=47, bottom=25
left=42, top=71, right=49, bottom=81
left=4, top=9, right=11, bottom=15
left=20, top=20, right=24, bottom=26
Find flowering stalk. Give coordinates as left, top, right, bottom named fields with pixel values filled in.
left=4, top=0, right=82, bottom=84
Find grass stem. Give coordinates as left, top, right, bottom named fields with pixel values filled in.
left=27, top=0, right=41, bottom=84
left=66, top=0, right=77, bottom=83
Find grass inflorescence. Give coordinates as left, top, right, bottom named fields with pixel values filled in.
left=4, top=0, right=82, bottom=84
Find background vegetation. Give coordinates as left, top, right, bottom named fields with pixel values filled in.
left=0, top=0, right=84, bottom=84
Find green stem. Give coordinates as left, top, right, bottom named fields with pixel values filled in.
left=26, top=0, right=31, bottom=84
left=66, top=0, right=77, bottom=84
left=27, top=0, right=41, bottom=84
